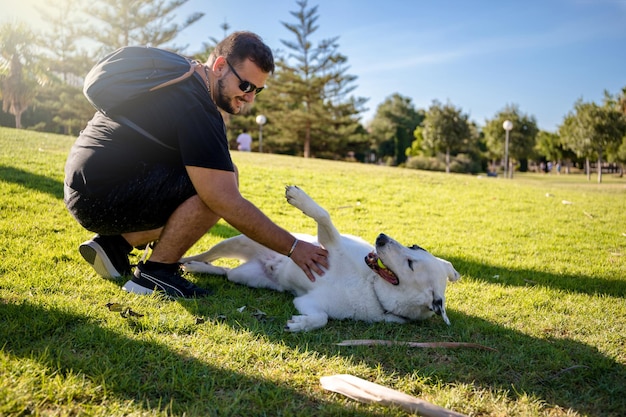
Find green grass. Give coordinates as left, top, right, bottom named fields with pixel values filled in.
left=0, top=126, right=624, bottom=416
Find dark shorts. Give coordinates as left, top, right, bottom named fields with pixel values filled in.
left=64, top=165, right=196, bottom=235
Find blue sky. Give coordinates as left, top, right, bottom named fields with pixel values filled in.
left=3, top=0, right=626, bottom=132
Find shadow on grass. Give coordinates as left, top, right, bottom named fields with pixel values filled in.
left=0, top=300, right=388, bottom=417
left=446, top=256, right=626, bottom=299
left=179, top=269, right=626, bottom=416
left=0, top=165, right=63, bottom=200
left=5, top=163, right=623, bottom=414
left=176, top=225, right=626, bottom=414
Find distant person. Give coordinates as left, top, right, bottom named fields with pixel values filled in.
left=63, top=31, right=328, bottom=298
left=236, top=127, right=253, bottom=151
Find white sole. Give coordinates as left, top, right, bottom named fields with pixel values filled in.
left=121, top=280, right=155, bottom=295
left=79, top=240, right=120, bottom=279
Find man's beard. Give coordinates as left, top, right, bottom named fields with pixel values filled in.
left=214, top=79, right=249, bottom=115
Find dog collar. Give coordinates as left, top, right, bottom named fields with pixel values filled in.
left=369, top=280, right=411, bottom=322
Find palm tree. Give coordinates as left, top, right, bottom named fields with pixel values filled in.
left=0, top=22, right=42, bottom=128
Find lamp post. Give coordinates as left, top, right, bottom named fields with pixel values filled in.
left=502, top=120, right=513, bottom=179
left=256, top=114, right=267, bottom=153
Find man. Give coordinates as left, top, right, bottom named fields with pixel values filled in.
left=64, top=31, right=328, bottom=298
left=236, top=128, right=252, bottom=151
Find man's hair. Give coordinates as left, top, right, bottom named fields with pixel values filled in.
left=209, top=31, right=275, bottom=74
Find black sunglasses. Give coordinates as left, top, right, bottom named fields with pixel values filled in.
left=226, top=59, right=264, bottom=95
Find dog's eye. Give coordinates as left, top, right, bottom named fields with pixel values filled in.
left=407, top=260, right=414, bottom=271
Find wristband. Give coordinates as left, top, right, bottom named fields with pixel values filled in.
left=287, top=239, right=299, bottom=258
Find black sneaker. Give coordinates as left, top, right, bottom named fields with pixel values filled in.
left=79, top=235, right=132, bottom=278
left=122, top=261, right=212, bottom=298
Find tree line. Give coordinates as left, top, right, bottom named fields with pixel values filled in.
left=1, top=0, right=625, bottom=182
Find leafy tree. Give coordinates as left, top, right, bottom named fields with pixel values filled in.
left=535, top=130, right=562, bottom=163
left=419, top=100, right=472, bottom=173
left=533, top=130, right=575, bottom=174
left=45, top=83, right=95, bottom=135
left=559, top=109, right=594, bottom=179
left=0, top=22, right=46, bottom=129
left=368, top=93, right=423, bottom=165
left=602, top=87, right=626, bottom=176
left=615, top=86, right=626, bottom=116
left=86, top=0, right=204, bottom=54
left=615, top=139, right=626, bottom=177
left=271, top=0, right=367, bottom=158
left=406, top=126, right=425, bottom=157
left=483, top=104, right=539, bottom=176
left=560, top=98, right=626, bottom=183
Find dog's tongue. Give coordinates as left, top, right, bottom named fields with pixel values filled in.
left=365, top=252, right=399, bottom=285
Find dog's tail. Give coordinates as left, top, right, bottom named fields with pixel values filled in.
left=181, top=234, right=272, bottom=263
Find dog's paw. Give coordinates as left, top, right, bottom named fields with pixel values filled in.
left=182, top=261, right=228, bottom=275
left=285, top=185, right=308, bottom=206
left=284, top=315, right=309, bottom=332
left=284, top=313, right=328, bottom=332
left=285, top=185, right=327, bottom=219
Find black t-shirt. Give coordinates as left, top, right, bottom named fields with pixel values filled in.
left=64, top=72, right=234, bottom=196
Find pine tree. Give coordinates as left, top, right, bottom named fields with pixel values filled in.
left=272, top=0, right=367, bottom=158
left=86, top=0, right=204, bottom=54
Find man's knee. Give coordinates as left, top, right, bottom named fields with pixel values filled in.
left=180, top=195, right=220, bottom=226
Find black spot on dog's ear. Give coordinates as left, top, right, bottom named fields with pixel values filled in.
left=409, top=244, right=426, bottom=251
left=431, top=298, right=444, bottom=316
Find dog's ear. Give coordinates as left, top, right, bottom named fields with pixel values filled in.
left=437, top=257, right=460, bottom=282
left=431, top=296, right=451, bottom=325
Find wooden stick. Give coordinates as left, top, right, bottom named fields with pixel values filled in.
left=320, top=374, right=467, bottom=417
left=337, top=339, right=498, bottom=351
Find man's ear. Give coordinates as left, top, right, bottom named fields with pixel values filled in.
left=212, top=56, right=227, bottom=75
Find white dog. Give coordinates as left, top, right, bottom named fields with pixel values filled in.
left=182, top=186, right=460, bottom=332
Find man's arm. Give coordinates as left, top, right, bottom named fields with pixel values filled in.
left=186, top=165, right=328, bottom=280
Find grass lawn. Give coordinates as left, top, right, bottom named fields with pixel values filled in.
left=0, top=126, right=624, bottom=416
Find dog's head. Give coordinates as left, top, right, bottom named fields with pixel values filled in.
left=365, top=233, right=460, bottom=325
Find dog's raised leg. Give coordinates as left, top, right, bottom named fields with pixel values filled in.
left=285, top=186, right=341, bottom=249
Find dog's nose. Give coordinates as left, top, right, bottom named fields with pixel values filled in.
left=375, top=233, right=389, bottom=246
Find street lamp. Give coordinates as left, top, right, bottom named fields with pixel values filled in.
left=256, top=114, right=267, bottom=153
left=503, top=120, right=513, bottom=178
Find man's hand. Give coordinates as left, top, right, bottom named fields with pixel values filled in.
left=187, top=167, right=329, bottom=282
left=289, top=240, right=329, bottom=282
